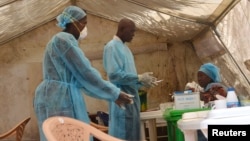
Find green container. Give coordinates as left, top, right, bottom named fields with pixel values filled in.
left=139, top=89, right=147, bottom=112
left=163, top=108, right=210, bottom=141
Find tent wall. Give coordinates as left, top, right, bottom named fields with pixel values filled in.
left=192, top=0, right=250, bottom=98
left=1, top=1, right=249, bottom=140
left=216, top=0, right=250, bottom=95
left=0, top=14, right=201, bottom=140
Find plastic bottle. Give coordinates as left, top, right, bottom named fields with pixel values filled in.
left=226, top=87, right=240, bottom=108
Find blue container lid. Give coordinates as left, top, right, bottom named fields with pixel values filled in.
left=174, top=91, right=184, bottom=94
left=227, top=87, right=235, bottom=91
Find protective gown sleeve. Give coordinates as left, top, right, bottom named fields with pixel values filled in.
left=103, top=42, right=140, bottom=86
left=53, top=34, right=120, bottom=101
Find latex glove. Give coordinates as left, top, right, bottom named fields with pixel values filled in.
left=138, top=72, right=157, bottom=88
left=185, top=81, right=203, bottom=92
left=115, top=91, right=134, bottom=110
left=152, top=79, right=163, bottom=86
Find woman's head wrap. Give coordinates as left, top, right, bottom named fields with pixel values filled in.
left=198, top=63, right=221, bottom=82
left=56, top=6, right=86, bottom=29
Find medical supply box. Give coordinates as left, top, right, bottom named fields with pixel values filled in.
left=174, top=91, right=200, bottom=110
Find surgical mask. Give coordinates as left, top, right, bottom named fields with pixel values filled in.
left=79, top=26, right=87, bottom=40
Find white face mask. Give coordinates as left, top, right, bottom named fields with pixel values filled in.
left=79, top=26, right=88, bottom=40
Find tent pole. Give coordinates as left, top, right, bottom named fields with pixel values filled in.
left=211, top=26, right=250, bottom=86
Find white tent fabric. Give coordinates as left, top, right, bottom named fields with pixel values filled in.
left=0, top=0, right=70, bottom=45
left=216, top=1, right=250, bottom=97
left=0, top=0, right=249, bottom=95
left=192, top=0, right=250, bottom=96
left=0, top=1, right=250, bottom=140
left=0, top=0, right=239, bottom=45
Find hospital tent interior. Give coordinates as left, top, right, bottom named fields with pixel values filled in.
left=0, top=0, right=249, bottom=140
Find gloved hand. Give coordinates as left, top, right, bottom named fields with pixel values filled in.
left=185, top=81, right=203, bottom=92
left=115, top=91, right=134, bottom=110
left=138, top=72, right=157, bottom=88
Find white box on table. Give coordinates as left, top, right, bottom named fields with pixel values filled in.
left=174, top=91, right=200, bottom=110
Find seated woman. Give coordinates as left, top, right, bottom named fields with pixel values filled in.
left=185, top=63, right=227, bottom=104
left=185, top=63, right=228, bottom=141
left=198, top=63, right=227, bottom=104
